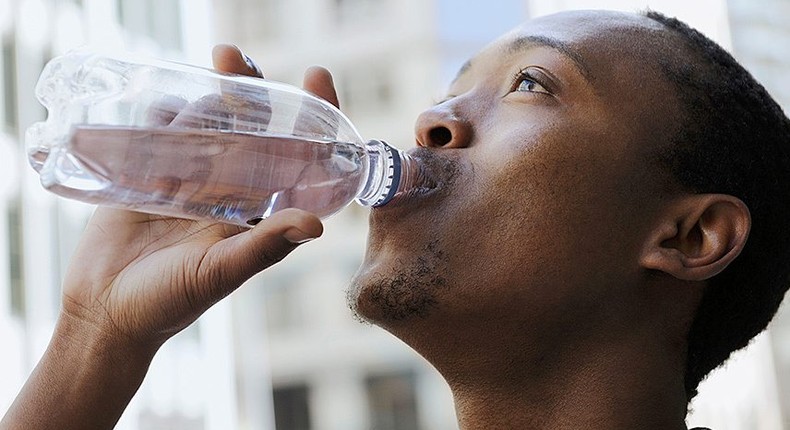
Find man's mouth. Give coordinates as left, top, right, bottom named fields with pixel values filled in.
left=375, top=148, right=458, bottom=208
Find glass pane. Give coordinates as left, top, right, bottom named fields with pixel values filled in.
left=2, top=37, right=17, bottom=130
left=273, top=384, right=312, bottom=430
left=366, top=371, right=420, bottom=430
left=7, top=197, right=23, bottom=318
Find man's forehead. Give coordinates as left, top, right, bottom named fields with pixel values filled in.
left=454, top=10, right=672, bottom=85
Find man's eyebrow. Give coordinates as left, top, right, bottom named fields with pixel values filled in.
left=450, top=59, right=473, bottom=85
left=507, top=35, right=593, bottom=83
left=449, top=35, right=593, bottom=86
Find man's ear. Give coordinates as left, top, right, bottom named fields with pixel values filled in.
left=640, top=194, right=751, bottom=281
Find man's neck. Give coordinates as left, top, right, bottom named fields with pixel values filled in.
left=444, top=330, right=690, bottom=429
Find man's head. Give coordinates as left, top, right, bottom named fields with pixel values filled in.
left=640, top=11, right=790, bottom=399
left=348, top=9, right=790, bottom=402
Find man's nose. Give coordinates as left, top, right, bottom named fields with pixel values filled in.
left=414, top=105, right=473, bottom=148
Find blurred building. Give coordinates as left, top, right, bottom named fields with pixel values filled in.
left=1, top=1, right=789, bottom=430
left=0, top=1, right=232, bottom=430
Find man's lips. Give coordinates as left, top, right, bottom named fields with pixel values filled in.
left=374, top=147, right=459, bottom=209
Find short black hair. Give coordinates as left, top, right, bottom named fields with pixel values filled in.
left=642, top=11, right=790, bottom=400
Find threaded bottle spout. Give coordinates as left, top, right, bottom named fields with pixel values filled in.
left=356, top=140, right=427, bottom=208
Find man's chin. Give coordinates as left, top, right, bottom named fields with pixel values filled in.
left=346, top=240, right=450, bottom=327
left=346, top=268, right=438, bottom=326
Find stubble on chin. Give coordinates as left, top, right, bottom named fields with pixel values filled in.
left=347, top=240, right=449, bottom=325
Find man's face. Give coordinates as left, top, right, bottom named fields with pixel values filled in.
left=349, top=11, right=683, bottom=350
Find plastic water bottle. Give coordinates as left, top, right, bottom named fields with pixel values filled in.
left=25, top=49, right=429, bottom=227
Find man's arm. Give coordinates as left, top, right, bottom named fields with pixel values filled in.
left=2, top=313, right=157, bottom=429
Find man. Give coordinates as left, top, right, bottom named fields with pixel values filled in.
left=3, top=9, right=789, bottom=430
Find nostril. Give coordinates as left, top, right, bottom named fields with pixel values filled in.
left=429, top=127, right=453, bottom=146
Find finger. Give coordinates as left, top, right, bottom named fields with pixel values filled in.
left=143, top=46, right=253, bottom=129
left=198, top=209, right=323, bottom=300
left=211, top=44, right=263, bottom=78
left=144, top=94, right=188, bottom=126
left=165, top=46, right=270, bottom=132
left=293, top=66, right=342, bottom=139
left=303, top=66, right=340, bottom=108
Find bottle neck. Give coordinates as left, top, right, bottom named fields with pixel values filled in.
left=356, top=140, right=422, bottom=207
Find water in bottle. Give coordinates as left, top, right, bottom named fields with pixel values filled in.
left=26, top=48, right=429, bottom=226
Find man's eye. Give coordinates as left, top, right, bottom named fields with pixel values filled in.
left=516, top=78, right=547, bottom=93
left=511, top=70, right=550, bottom=95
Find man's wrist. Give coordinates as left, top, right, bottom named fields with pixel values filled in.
left=52, top=310, right=160, bottom=370
left=0, top=311, right=161, bottom=429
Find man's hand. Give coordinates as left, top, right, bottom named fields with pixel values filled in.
left=61, top=207, right=322, bottom=348
left=62, top=43, right=335, bottom=352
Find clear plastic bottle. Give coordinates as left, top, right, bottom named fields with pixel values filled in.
left=25, top=48, right=427, bottom=227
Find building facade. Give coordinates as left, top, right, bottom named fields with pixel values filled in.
left=0, top=1, right=233, bottom=429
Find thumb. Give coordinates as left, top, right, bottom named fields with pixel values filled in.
left=201, top=209, right=323, bottom=299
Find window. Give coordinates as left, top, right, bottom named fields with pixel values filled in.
left=366, top=371, right=420, bottom=430
left=273, top=383, right=312, bottom=430
left=2, top=36, right=17, bottom=131
left=7, top=197, right=23, bottom=318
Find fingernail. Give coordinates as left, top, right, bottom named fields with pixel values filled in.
left=242, top=52, right=263, bottom=76
left=283, top=227, right=317, bottom=244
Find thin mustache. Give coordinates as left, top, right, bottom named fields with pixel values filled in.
left=407, top=147, right=461, bottom=191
